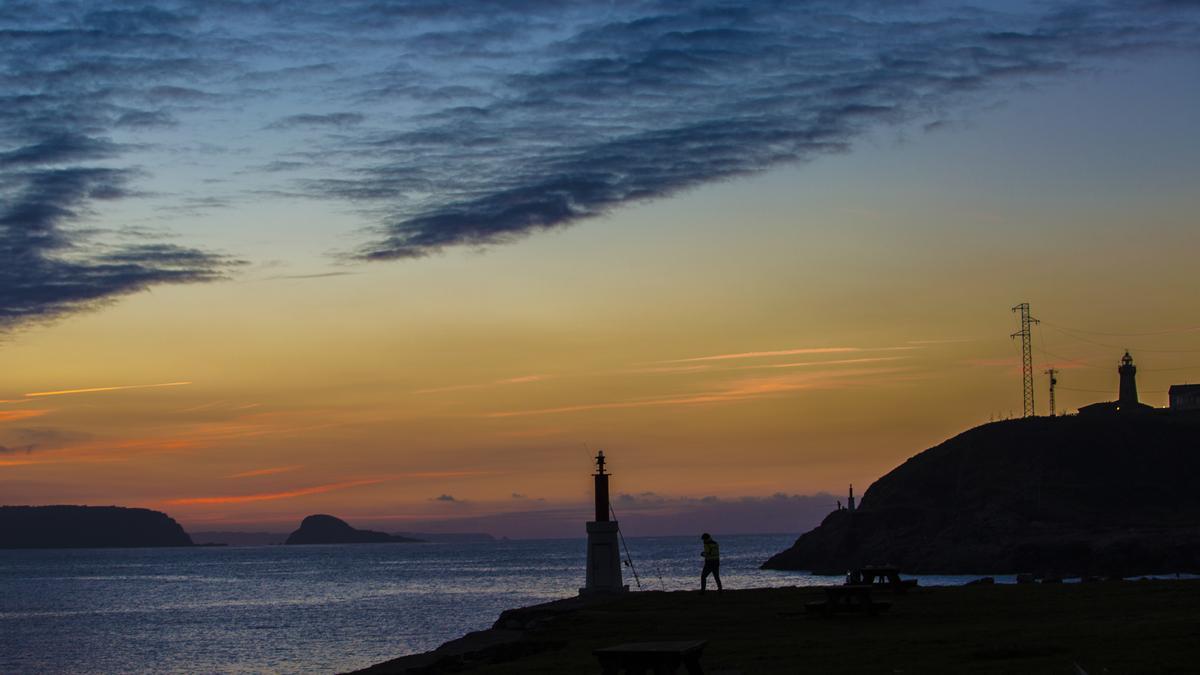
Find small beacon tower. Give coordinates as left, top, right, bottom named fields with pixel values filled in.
left=847, top=484, right=856, bottom=512
left=1118, top=351, right=1139, bottom=410
left=580, top=451, right=628, bottom=595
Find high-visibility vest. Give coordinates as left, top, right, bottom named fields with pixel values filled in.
left=703, top=540, right=719, bottom=560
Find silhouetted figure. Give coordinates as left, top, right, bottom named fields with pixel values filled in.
left=700, top=533, right=722, bottom=593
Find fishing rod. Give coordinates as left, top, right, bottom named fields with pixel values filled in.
left=610, top=503, right=643, bottom=590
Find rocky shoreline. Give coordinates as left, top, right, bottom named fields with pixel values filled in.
left=348, top=595, right=620, bottom=674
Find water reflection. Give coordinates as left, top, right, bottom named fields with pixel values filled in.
left=0, top=533, right=990, bottom=673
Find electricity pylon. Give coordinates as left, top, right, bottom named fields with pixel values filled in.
left=1011, top=303, right=1039, bottom=417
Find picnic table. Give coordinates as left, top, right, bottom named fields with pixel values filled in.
left=804, top=585, right=891, bottom=616
left=593, top=640, right=707, bottom=674
left=847, top=566, right=918, bottom=592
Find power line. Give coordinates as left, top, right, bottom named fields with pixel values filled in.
left=1034, top=344, right=1103, bottom=369
left=1044, top=324, right=1200, bottom=353
left=1039, top=320, right=1200, bottom=338
left=1035, top=336, right=1200, bottom=372
left=1059, top=385, right=1168, bottom=395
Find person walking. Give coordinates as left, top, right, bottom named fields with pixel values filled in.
left=700, top=533, right=722, bottom=594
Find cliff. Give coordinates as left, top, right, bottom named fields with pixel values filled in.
left=285, top=514, right=423, bottom=545
left=0, top=505, right=193, bottom=549
left=763, top=412, right=1200, bottom=576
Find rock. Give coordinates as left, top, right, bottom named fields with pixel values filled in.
left=0, top=505, right=193, bottom=549
left=284, top=514, right=422, bottom=545
left=762, top=413, right=1200, bottom=577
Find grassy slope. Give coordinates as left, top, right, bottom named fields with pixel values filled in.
left=460, top=581, right=1200, bottom=674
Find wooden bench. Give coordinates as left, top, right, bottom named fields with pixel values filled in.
left=804, top=585, right=891, bottom=616
left=593, top=640, right=707, bottom=674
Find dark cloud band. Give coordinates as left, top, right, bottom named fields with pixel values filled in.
left=1, top=1, right=1197, bottom=327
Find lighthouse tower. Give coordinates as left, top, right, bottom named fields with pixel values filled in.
left=580, top=451, right=627, bottom=595
left=1118, top=351, right=1139, bottom=410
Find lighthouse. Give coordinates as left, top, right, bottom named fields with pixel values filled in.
left=1118, top=351, right=1139, bottom=410
left=580, top=451, right=628, bottom=595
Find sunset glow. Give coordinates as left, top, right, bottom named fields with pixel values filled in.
left=1, top=0, right=1198, bottom=538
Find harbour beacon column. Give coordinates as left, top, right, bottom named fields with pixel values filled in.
left=580, top=451, right=627, bottom=595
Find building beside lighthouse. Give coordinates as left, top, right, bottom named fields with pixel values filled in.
left=1169, top=384, right=1200, bottom=411
left=580, top=451, right=628, bottom=595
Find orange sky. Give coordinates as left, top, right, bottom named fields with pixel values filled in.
left=2, top=56, right=1199, bottom=535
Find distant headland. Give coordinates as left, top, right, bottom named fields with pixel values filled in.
left=0, top=505, right=193, bottom=549
left=284, top=514, right=424, bottom=545
left=763, top=411, right=1200, bottom=576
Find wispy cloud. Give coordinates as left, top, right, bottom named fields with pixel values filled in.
left=264, top=113, right=365, bottom=130
left=165, top=470, right=488, bottom=505
left=263, top=271, right=356, bottom=281
left=487, top=367, right=910, bottom=418
left=620, top=364, right=713, bottom=375
left=0, top=409, right=52, bottom=423
left=24, top=381, right=192, bottom=398
left=229, top=465, right=302, bottom=479
left=165, top=478, right=387, bottom=505
left=0, top=458, right=42, bottom=467
left=658, top=347, right=863, bottom=364
left=0, top=1, right=1195, bottom=328
left=416, top=374, right=548, bottom=394
left=966, top=357, right=1021, bottom=369
left=658, top=346, right=918, bottom=364
left=735, top=356, right=908, bottom=370
left=0, top=426, right=89, bottom=455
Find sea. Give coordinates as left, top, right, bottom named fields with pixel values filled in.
left=0, top=534, right=1007, bottom=674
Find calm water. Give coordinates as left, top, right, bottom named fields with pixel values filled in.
left=0, top=534, right=999, bottom=674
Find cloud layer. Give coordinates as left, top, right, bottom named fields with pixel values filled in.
left=2, top=1, right=1197, bottom=327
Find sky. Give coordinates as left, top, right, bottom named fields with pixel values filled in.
left=1, top=1, right=1199, bottom=538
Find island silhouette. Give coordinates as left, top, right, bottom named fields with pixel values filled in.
left=0, top=505, right=193, bottom=549
left=284, top=514, right=423, bottom=545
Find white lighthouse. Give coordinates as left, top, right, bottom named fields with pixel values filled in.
left=580, top=451, right=627, bottom=595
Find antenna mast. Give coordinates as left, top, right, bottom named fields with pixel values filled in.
left=1011, top=303, right=1039, bottom=417
left=1045, top=368, right=1058, bottom=417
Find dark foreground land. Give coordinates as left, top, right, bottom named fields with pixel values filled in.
left=356, top=580, right=1200, bottom=674
left=765, top=413, right=1200, bottom=576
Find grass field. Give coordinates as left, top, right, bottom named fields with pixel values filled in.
left=376, top=579, right=1200, bottom=674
